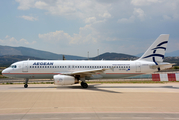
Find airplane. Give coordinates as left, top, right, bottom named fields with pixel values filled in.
left=2, top=34, right=173, bottom=88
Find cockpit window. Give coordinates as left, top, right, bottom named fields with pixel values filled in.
left=11, top=65, right=17, bottom=68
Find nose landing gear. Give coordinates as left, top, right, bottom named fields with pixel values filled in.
left=24, top=78, right=29, bottom=88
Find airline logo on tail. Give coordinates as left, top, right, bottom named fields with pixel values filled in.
left=143, top=41, right=168, bottom=71
left=143, top=41, right=168, bottom=59
left=139, top=34, right=169, bottom=71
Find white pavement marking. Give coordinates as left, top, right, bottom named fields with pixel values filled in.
left=101, top=117, right=121, bottom=119
left=72, top=117, right=91, bottom=119
left=41, top=118, right=60, bottom=120
left=133, top=117, right=151, bottom=119
left=164, top=118, right=179, bottom=119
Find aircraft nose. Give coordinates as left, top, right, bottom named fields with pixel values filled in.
left=1, top=69, right=11, bottom=78
left=2, top=69, right=5, bottom=75
left=2, top=69, right=8, bottom=75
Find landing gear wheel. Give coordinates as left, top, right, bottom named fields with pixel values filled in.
left=24, top=84, right=28, bottom=88
left=24, top=78, right=29, bottom=88
left=81, top=82, right=88, bottom=88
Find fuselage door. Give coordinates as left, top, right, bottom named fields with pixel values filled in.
left=22, top=62, right=28, bottom=72
left=136, top=62, right=141, bottom=72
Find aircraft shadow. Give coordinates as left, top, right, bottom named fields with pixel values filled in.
left=11, top=84, right=121, bottom=93
left=88, top=85, right=179, bottom=89
left=10, top=85, right=179, bottom=93
left=56, top=84, right=121, bottom=93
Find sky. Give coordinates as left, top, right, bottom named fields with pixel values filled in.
left=0, top=0, right=179, bottom=57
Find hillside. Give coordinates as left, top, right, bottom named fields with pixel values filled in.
left=165, top=50, right=179, bottom=57
left=0, top=45, right=86, bottom=60
left=90, top=52, right=138, bottom=60
left=136, top=50, right=179, bottom=57
left=0, top=55, right=44, bottom=67
left=0, top=44, right=178, bottom=67
left=164, top=57, right=179, bottom=66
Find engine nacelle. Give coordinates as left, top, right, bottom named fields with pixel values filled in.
left=53, top=75, right=75, bottom=85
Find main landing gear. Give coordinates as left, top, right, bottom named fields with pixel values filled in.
left=81, top=81, right=88, bottom=88
left=24, top=78, right=29, bottom=88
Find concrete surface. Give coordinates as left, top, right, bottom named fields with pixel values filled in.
left=0, top=83, right=179, bottom=120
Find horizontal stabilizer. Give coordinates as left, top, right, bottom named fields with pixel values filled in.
left=150, top=63, right=175, bottom=69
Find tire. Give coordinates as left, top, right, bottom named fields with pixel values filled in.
left=24, top=84, right=28, bottom=88
left=81, top=82, right=88, bottom=88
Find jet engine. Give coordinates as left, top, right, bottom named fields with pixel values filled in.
left=53, top=75, right=75, bottom=85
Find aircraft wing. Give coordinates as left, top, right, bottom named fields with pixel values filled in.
left=57, top=68, right=108, bottom=76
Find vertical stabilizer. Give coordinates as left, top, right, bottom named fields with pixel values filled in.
left=138, top=34, right=169, bottom=63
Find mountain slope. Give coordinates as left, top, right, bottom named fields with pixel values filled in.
left=90, top=52, right=138, bottom=60
left=136, top=50, right=179, bottom=57
left=165, top=50, right=179, bottom=57
left=0, top=45, right=86, bottom=60
left=0, top=55, right=44, bottom=67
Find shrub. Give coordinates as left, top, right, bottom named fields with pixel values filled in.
left=174, top=66, right=179, bottom=69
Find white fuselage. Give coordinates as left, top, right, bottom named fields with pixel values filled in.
left=2, top=60, right=159, bottom=79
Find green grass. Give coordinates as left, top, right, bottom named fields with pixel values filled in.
left=86, top=80, right=177, bottom=84
left=0, top=82, right=54, bottom=85
left=0, top=80, right=178, bottom=85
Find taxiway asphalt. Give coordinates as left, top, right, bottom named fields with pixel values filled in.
left=0, top=83, right=179, bottom=120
